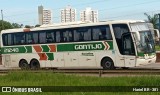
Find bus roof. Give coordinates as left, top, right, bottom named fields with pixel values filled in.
left=1, top=20, right=145, bottom=34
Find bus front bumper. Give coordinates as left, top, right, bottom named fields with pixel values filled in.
left=136, top=56, right=156, bottom=67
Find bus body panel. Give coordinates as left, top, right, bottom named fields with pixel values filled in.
left=0, top=20, right=156, bottom=69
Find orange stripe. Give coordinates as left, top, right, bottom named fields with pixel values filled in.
left=104, top=42, right=108, bottom=50
left=49, top=45, right=56, bottom=52
left=38, top=53, right=47, bottom=60
left=33, top=46, right=42, bottom=52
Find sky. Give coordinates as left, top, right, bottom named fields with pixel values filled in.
left=0, top=0, right=160, bottom=26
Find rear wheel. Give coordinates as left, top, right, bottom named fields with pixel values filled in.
left=101, top=58, right=115, bottom=70
left=19, top=60, right=30, bottom=70
left=30, top=59, right=40, bottom=70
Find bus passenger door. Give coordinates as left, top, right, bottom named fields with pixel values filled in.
left=122, top=33, right=136, bottom=67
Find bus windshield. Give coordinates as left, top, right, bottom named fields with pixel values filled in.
left=137, top=31, right=155, bottom=53
left=130, top=23, right=155, bottom=54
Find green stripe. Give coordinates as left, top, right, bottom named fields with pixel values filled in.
left=46, top=53, right=54, bottom=60
left=57, top=41, right=113, bottom=52
left=41, top=45, right=50, bottom=52
left=25, top=46, right=32, bottom=53
left=107, top=41, right=113, bottom=50
left=138, top=52, right=156, bottom=57
left=2, top=41, right=113, bottom=54
left=137, top=53, right=144, bottom=56
left=2, top=46, right=32, bottom=54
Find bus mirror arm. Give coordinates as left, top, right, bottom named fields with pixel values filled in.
left=154, top=29, right=160, bottom=38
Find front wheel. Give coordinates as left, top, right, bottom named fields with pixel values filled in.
left=101, top=58, right=115, bottom=70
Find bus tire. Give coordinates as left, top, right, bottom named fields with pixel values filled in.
left=101, top=57, right=115, bottom=70
left=30, top=59, right=40, bottom=70
left=19, top=59, right=30, bottom=70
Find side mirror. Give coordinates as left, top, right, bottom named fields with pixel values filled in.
left=154, top=29, right=160, bottom=38
left=132, top=31, right=140, bottom=41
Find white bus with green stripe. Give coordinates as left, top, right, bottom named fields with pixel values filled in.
left=0, top=20, right=157, bottom=69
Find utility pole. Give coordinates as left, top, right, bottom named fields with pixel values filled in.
left=1, top=9, right=4, bottom=30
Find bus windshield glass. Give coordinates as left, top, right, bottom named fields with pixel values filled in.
left=130, top=23, right=155, bottom=53
left=138, top=31, right=155, bottom=53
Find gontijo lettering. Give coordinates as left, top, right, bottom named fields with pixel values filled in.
left=75, top=44, right=102, bottom=50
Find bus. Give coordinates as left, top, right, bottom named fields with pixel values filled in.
left=0, top=20, right=157, bottom=70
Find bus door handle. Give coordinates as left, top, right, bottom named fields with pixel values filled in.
left=120, top=59, right=124, bottom=60
left=71, top=59, right=76, bottom=62
left=86, top=59, right=91, bottom=61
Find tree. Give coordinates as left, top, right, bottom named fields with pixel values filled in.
left=144, top=13, right=159, bottom=29
left=35, top=24, right=41, bottom=27
left=12, top=23, right=22, bottom=28
left=25, top=25, right=32, bottom=28
left=0, top=20, right=13, bottom=31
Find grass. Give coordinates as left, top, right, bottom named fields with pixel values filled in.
left=155, top=45, right=160, bottom=51
left=0, top=72, right=160, bottom=95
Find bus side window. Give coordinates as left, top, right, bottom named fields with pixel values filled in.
left=8, top=34, right=14, bottom=45
left=92, top=25, right=112, bottom=41
left=33, top=33, right=38, bottom=44
left=46, top=32, right=54, bottom=43
left=26, top=34, right=33, bottom=44
left=2, top=34, right=8, bottom=46
left=93, top=27, right=101, bottom=40
left=39, top=32, right=46, bottom=44
left=76, top=27, right=91, bottom=41
left=14, top=33, right=25, bottom=45
left=26, top=33, right=39, bottom=44
left=112, top=24, right=130, bottom=55
left=56, top=31, right=61, bottom=43
left=68, top=31, right=73, bottom=42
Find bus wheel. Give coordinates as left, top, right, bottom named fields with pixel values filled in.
left=19, top=60, right=30, bottom=70
left=101, top=58, right=115, bottom=70
left=30, top=59, right=40, bottom=70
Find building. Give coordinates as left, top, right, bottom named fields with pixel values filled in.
left=43, top=9, right=52, bottom=25
left=61, top=6, right=76, bottom=23
left=38, top=5, right=43, bottom=25
left=38, top=5, right=52, bottom=25
left=80, top=7, right=98, bottom=22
